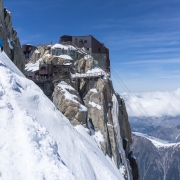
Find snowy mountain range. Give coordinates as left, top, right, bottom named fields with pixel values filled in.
left=132, top=133, right=180, bottom=180
left=122, top=90, right=180, bottom=180
left=123, top=90, right=180, bottom=142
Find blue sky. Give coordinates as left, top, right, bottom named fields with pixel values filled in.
left=3, top=0, right=180, bottom=93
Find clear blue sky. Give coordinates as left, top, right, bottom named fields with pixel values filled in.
left=3, top=0, right=180, bottom=93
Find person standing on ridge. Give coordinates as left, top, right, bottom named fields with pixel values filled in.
left=0, top=38, right=3, bottom=52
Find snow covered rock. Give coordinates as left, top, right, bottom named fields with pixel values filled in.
left=28, top=45, right=73, bottom=66
left=53, top=81, right=87, bottom=126
left=84, top=78, right=133, bottom=172
left=75, top=57, right=98, bottom=73
left=0, top=0, right=25, bottom=73
left=52, top=65, right=139, bottom=179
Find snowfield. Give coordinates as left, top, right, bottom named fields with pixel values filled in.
left=0, top=52, right=124, bottom=180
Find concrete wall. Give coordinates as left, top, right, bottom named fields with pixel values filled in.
left=72, top=36, right=92, bottom=50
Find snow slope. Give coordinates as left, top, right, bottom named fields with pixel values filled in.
left=0, top=51, right=124, bottom=180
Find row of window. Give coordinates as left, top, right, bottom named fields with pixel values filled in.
left=79, top=40, right=87, bottom=44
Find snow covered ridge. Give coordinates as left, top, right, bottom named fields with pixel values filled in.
left=133, top=132, right=178, bottom=148
left=0, top=51, right=125, bottom=179
left=122, top=89, right=180, bottom=117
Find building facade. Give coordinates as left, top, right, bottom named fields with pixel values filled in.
left=59, top=35, right=110, bottom=73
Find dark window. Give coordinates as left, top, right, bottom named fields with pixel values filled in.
left=87, top=48, right=89, bottom=51
left=41, top=67, right=46, bottom=71
left=98, top=48, right=101, bottom=52
left=84, top=40, right=87, bottom=43
left=25, top=53, right=29, bottom=58
left=79, top=39, right=84, bottom=45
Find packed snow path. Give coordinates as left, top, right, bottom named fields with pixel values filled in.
left=0, top=51, right=124, bottom=180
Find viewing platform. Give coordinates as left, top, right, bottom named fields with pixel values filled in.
left=71, top=71, right=108, bottom=80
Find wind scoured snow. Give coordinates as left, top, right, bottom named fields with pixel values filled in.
left=0, top=51, right=125, bottom=179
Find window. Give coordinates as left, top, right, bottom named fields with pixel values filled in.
left=25, top=53, right=29, bottom=58
left=98, top=48, right=101, bottom=52
left=87, top=48, right=89, bottom=51
left=84, top=40, right=87, bottom=43
left=79, top=39, right=83, bottom=45
left=41, top=67, right=46, bottom=71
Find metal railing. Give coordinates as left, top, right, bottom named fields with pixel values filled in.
left=71, top=71, right=108, bottom=79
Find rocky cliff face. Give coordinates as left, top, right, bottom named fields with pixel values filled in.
left=131, top=133, right=180, bottom=180
left=52, top=59, right=140, bottom=180
left=0, top=0, right=25, bottom=72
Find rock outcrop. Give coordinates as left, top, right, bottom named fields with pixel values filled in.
left=53, top=61, right=140, bottom=179
left=53, top=81, right=87, bottom=126
left=0, top=0, right=25, bottom=72
left=75, top=57, right=98, bottom=73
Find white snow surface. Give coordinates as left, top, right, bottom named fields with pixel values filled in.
left=90, top=88, right=98, bottom=93
left=71, top=68, right=106, bottom=79
left=58, top=54, right=73, bottom=60
left=122, top=89, right=180, bottom=117
left=8, top=39, right=13, bottom=49
left=25, top=59, right=40, bottom=72
left=133, top=132, right=178, bottom=148
left=87, top=67, right=105, bottom=74
left=34, top=49, right=40, bottom=54
left=0, top=51, right=125, bottom=179
left=89, top=101, right=101, bottom=110
left=51, top=43, right=69, bottom=50
left=51, top=44, right=76, bottom=51
left=84, top=54, right=92, bottom=60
